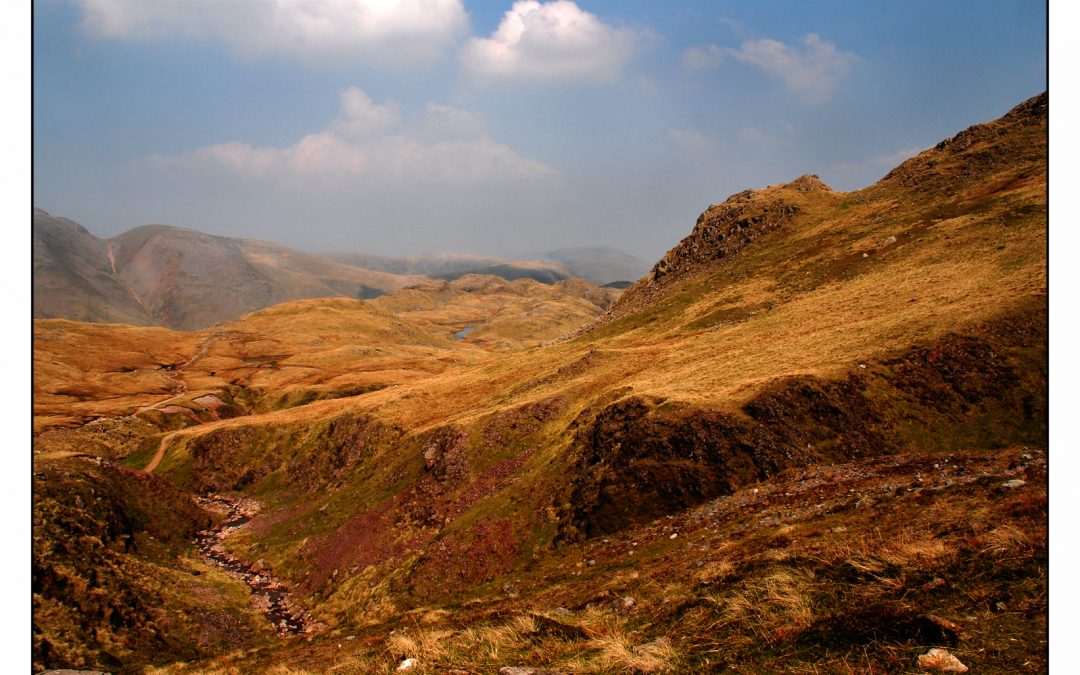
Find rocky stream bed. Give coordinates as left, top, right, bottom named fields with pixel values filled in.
left=194, top=495, right=321, bottom=636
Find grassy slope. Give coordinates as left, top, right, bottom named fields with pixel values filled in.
left=372, top=275, right=619, bottom=348
left=33, top=95, right=1046, bottom=673
left=127, top=95, right=1047, bottom=669
left=32, top=456, right=277, bottom=673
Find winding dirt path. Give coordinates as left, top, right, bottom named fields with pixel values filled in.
left=134, top=331, right=227, bottom=416
left=141, top=430, right=179, bottom=473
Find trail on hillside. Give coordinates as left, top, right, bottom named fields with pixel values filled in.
left=141, top=430, right=178, bottom=473
left=138, top=330, right=238, bottom=473
left=106, top=243, right=117, bottom=275
left=134, top=331, right=227, bottom=416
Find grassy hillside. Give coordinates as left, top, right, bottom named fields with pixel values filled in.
left=32, top=94, right=1047, bottom=673
left=372, top=275, right=620, bottom=348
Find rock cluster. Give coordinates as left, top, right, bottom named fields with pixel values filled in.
left=194, top=495, right=319, bottom=635
left=585, top=185, right=806, bottom=329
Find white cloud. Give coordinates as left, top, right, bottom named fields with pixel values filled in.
left=461, top=0, right=641, bottom=84
left=331, top=88, right=402, bottom=139
left=728, top=33, right=857, bottom=102
left=418, top=103, right=487, bottom=141
left=77, top=0, right=469, bottom=67
left=681, top=44, right=724, bottom=71
left=151, top=87, right=555, bottom=184
left=668, top=128, right=715, bottom=153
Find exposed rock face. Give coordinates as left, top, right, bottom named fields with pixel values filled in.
left=587, top=181, right=810, bottom=327
left=649, top=193, right=800, bottom=284
left=421, top=426, right=469, bottom=482
left=557, top=303, right=1045, bottom=542
left=880, top=92, right=1046, bottom=188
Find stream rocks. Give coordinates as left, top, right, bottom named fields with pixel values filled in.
left=194, top=495, right=319, bottom=636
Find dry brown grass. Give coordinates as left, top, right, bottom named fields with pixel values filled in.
left=843, top=532, right=955, bottom=578
left=979, top=522, right=1045, bottom=560
left=147, top=666, right=318, bottom=675
left=707, top=569, right=816, bottom=645
left=34, top=99, right=1047, bottom=674
left=385, top=626, right=454, bottom=663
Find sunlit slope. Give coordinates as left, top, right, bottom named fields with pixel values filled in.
left=34, top=274, right=620, bottom=432
left=33, top=298, right=477, bottom=433
left=32, top=93, right=1047, bottom=674
left=372, top=275, right=620, bottom=347
left=140, top=94, right=1045, bottom=626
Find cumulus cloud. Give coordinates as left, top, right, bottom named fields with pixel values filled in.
left=461, top=0, right=641, bottom=84
left=76, top=0, right=469, bottom=67
left=668, top=128, right=715, bottom=153
left=728, top=33, right=857, bottom=102
left=151, top=87, right=555, bottom=184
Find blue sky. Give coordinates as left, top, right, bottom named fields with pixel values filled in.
left=32, top=0, right=1046, bottom=260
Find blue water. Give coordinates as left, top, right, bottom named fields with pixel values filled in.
left=453, top=326, right=476, bottom=340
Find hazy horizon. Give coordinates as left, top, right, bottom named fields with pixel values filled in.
left=33, top=0, right=1045, bottom=262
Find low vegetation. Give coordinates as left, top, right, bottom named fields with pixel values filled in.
left=33, top=94, right=1046, bottom=673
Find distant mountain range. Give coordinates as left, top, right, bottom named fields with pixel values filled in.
left=325, top=246, right=649, bottom=286
left=33, top=211, right=419, bottom=330
left=33, top=211, right=649, bottom=330
left=323, top=251, right=577, bottom=285
left=535, top=245, right=650, bottom=286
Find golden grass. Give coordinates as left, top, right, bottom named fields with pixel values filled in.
left=385, top=626, right=454, bottom=663
left=35, top=101, right=1047, bottom=675
left=843, top=533, right=954, bottom=577
left=590, top=634, right=679, bottom=673
left=709, top=569, right=816, bottom=644
left=980, top=522, right=1045, bottom=560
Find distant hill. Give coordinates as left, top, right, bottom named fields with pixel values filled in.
left=325, top=246, right=649, bottom=286
left=33, top=210, right=155, bottom=326
left=32, top=215, right=420, bottom=330
left=538, top=245, right=650, bottom=285
left=325, top=251, right=576, bottom=284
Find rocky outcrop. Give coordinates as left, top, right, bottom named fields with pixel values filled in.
left=557, top=302, right=1045, bottom=542
left=576, top=180, right=813, bottom=330
left=880, top=92, right=1046, bottom=189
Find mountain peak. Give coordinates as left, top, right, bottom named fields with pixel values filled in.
left=784, top=174, right=833, bottom=192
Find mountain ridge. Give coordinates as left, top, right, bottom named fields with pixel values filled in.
left=34, top=218, right=645, bottom=330
left=33, top=218, right=425, bottom=330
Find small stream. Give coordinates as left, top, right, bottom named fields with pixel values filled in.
left=194, top=495, right=320, bottom=636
